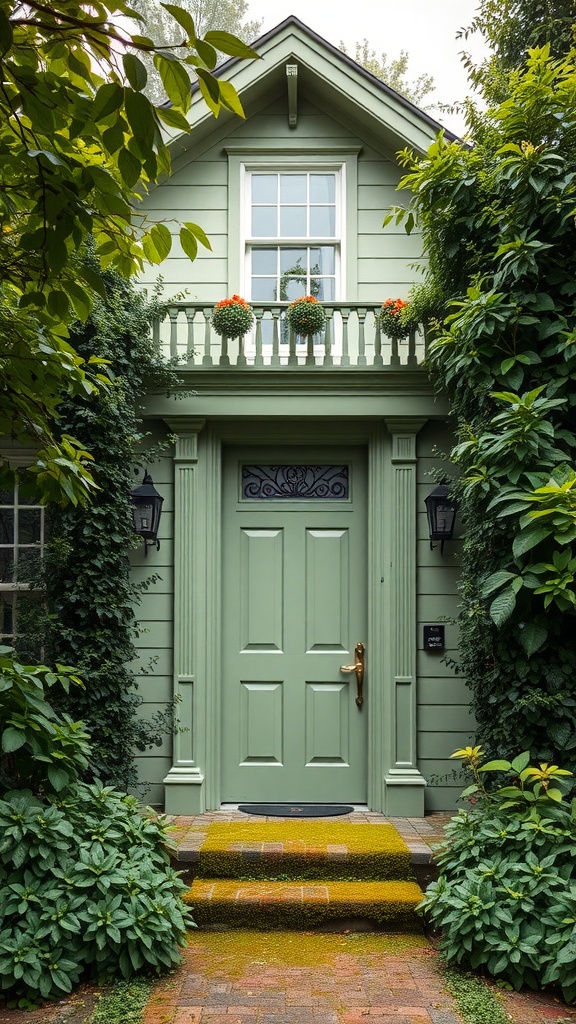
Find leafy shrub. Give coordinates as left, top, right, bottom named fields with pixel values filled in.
left=0, top=782, right=193, bottom=1002
left=0, top=645, right=90, bottom=794
left=420, top=746, right=576, bottom=1002
left=0, top=651, right=193, bottom=1003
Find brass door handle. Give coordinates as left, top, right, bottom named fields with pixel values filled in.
left=340, top=641, right=365, bottom=708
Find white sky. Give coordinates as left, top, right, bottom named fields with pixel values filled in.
left=246, top=0, right=488, bottom=136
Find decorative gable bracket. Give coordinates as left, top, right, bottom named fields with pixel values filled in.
left=286, top=63, right=298, bottom=128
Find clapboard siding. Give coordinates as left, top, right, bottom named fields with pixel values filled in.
left=416, top=421, right=467, bottom=811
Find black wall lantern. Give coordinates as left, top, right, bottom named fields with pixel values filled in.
left=425, top=483, right=458, bottom=553
left=130, top=472, right=164, bottom=554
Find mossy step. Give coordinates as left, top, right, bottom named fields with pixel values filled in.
left=194, top=821, right=412, bottom=881
left=184, top=878, right=424, bottom=930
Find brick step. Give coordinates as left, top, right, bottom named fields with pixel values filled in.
left=184, top=878, right=424, bottom=931
left=173, top=821, right=432, bottom=881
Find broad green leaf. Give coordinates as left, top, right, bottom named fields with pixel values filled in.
left=79, top=264, right=107, bottom=301
left=195, top=39, right=218, bottom=70
left=481, top=570, right=516, bottom=598
left=490, top=586, right=517, bottom=626
left=158, top=106, right=192, bottom=132
left=478, top=759, right=512, bottom=771
left=0, top=6, right=13, bottom=55
left=216, top=79, right=246, bottom=119
left=47, top=765, right=70, bottom=791
left=182, top=221, right=211, bottom=251
left=154, top=54, right=191, bottom=107
left=66, top=281, right=93, bottom=321
left=546, top=788, right=563, bottom=802
left=47, top=290, right=71, bottom=320
left=510, top=751, right=530, bottom=773
left=124, top=90, right=156, bottom=151
left=150, top=223, right=172, bottom=261
left=103, top=121, right=126, bottom=155
left=196, top=75, right=220, bottom=116
left=1, top=726, right=26, bottom=753
left=204, top=31, right=260, bottom=59
left=93, top=83, right=125, bottom=123
left=118, top=147, right=141, bottom=188
left=196, top=67, right=221, bottom=104
left=518, top=620, right=547, bottom=657
left=179, top=225, right=197, bottom=260
left=123, top=53, right=148, bottom=92
left=512, top=527, right=550, bottom=557
left=161, top=3, right=197, bottom=40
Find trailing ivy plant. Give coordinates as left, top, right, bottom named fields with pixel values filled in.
left=386, top=46, right=576, bottom=767
left=420, top=746, right=576, bottom=1003
left=18, top=251, right=181, bottom=790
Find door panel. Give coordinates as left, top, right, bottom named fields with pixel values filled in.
left=240, top=528, right=284, bottom=652
left=222, top=447, right=367, bottom=803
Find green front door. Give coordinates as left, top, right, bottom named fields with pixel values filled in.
left=221, top=447, right=368, bottom=803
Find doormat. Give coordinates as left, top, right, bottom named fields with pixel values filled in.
left=237, top=803, right=354, bottom=817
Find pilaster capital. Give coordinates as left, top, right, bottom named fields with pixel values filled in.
left=165, top=419, right=206, bottom=462
left=384, top=418, right=427, bottom=463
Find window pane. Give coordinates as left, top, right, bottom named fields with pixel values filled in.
left=252, top=277, right=278, bottom=301
left=17, top=548, right=42, bottom=581
left=0, top=508, right=14, bottom=544
left=285, top=278, right=306, bottom=302
left=310, top=206, right=336, bottom=236
left=18, top=509, right=41, bottom=544
left=252, top=207, right=277, bottom=237
left=280, top=248, right=306, bottom=273
left=0, top=550, right=14, bottom=583
left=313, top=278, right=335, bottom=301
left=310, top=174, right=335, bottom=203
left=280, top=206, right=306, bottom=237
left=252, top=174, right=277, bottom=203
left=280, top=174, right=306, bottom=203
left=0, top=592, right=15, bottom=637
left=252, top=248, right=277, bottom=275
left=310, top=246, right=336, bottom=274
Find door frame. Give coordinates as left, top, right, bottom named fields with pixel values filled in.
left=162, top=416, right=427, bottom=815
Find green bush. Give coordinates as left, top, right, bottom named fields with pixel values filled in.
left=0, top=782, right=193, bottom=1002
left=420, top=747, right=576, bottom=1002
left=0, top=645, right=91, bottom=795
left=0, top=651, right=193, bottom=1004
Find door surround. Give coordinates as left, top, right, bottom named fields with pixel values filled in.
left=162, top=417, right=427, bottom=815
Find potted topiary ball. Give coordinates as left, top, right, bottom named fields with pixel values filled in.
left=211, top=294, right=254, bottom=338
left=287, top=295, right=326, bottom=336
left=376, top=298, right=416, bottom=340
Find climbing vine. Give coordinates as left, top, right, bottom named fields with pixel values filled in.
left=21, top=252, right=180, bottom=790
left=390, top=47, right=576, bottom=765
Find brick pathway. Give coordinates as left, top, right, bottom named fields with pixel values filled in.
left=142, top=931, right=463, bottom=1024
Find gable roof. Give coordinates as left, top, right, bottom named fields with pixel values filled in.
left=177, top=15, right=457, bottom=157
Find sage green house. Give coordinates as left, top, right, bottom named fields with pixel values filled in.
left=132, top=17, right=474, bottom=816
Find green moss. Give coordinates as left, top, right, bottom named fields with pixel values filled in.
left=197, top=821, right=412, bottom=881
left=184, top=929, right=429, bottom=976
left=186, top=878, right=422, bottom=930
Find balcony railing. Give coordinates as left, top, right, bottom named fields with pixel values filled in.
left=152, top=301, right=427, bottom=369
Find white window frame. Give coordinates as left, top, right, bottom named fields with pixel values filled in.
left=225, top=145, right=361, bottom=301
left=243, top=167, right=342, bottom=304
left=0, top=472, right=45, bottom=647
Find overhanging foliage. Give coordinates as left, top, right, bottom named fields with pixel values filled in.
left=390, top=46, right=576, bottom=764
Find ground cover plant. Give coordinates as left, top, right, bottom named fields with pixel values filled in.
left=420, top=746, right=576, bottom=1002
left=0, top=650, right=193, bottom=1004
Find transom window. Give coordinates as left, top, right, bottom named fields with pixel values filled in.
left=246, top=170, right=340, bottom=304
